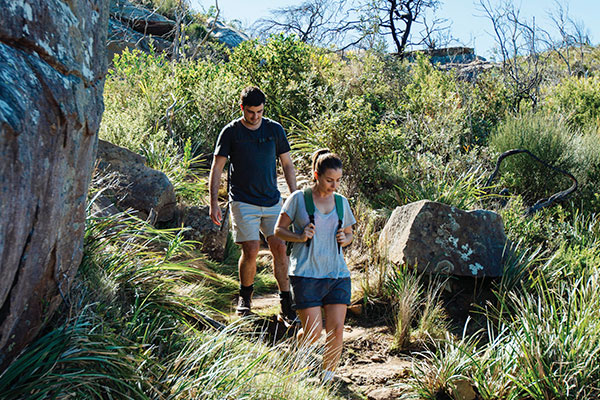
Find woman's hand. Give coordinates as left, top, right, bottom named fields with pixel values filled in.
left=336, top=228, right=353, bottom=247
left=336, top=228, right=346, bottom=244
left=301, top=223, right=315, bottom=242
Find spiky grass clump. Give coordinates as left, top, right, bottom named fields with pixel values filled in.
left=0, top=184, right=340, bottom=399
left=385, top=266, right=449, bottom=352
left=402, top=246, right=600, bottom=400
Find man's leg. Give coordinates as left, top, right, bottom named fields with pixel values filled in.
left=267, top=235, right=296, bottom=320
left=267, top=235, right=289, bottom=291
left=239, top=240, right=260, bottom=286
left=236, top=240, right=260, bottom=315
left=230, top=201, right=262, bottom=315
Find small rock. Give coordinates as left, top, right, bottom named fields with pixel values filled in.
left=370, top=355, right=385, bottom=363
left=451, top=379, right=477, bottom=400
left=367, top=387, right=403, bottom=400
left=348, top=304, right=363, bottom=316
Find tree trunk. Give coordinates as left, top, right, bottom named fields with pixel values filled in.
left=0, top=0, right=109, bottom=370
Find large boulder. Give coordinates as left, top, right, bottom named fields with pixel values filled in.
left=207, top=18, right=249, bottom=48
left=378, top=200, right=508, bottom=277
left=110, top=0, right=175, bottom=36
left=0, top=0, right=109, bottom=369
left=96, top=139, right=176, bottom=222
left=175, top=205, right=229, bottom=261
left=107, top=18, right=171, bottom=63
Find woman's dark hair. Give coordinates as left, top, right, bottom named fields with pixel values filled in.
left=311, top=148, right=342, bottom=179
left=240, top=86, right=266, bottom=107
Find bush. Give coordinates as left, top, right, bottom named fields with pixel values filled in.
left=228, top=34, right=333, bottom=124
left=572, top=131, right=600, bottom=212
left=101, top=49, right=242, bottom=156
left=401, top=55, right=466, bottom=158
left=544, top=75, right=600, bottom=131
left=489, top=112, right=577, bottom=202
left=297, top=96, right=405, bottom=201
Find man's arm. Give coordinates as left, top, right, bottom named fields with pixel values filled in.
left=279, top=152, right=297, bottom=193
left=209, top=155, right=228, bottom=225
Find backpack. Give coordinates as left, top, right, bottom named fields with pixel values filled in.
left=286, top=187, right=344, bottom=256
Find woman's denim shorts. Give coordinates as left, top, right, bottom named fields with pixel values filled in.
left=289, top=276, right=351, bottom=309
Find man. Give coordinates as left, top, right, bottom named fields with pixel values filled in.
left=209, top=86, right=297, bottom=321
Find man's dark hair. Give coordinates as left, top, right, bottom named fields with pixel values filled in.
left=240, top=86, right=266, bottom=107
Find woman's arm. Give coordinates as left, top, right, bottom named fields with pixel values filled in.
left=336, top=225, right=353, bottom=247
left=275, top=212, right=315, bottom=243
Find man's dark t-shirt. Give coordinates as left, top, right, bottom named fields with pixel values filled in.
left=214, top=117, right=291, bottom=207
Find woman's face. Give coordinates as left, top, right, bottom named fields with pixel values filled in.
left=315, top=168, right=342, bottom=194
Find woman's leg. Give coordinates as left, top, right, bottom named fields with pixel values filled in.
left=296, top=307, right=323, bottom=346
left=322, top=304, right=347, bottom=372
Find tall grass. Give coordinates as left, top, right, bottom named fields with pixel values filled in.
left=0, top=174, right=340, bottom=399
left=393, top=164, right=489, bottom=209
left=402, top=243, right=600, bottom=400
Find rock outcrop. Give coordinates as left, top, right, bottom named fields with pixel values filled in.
left=96, top=139, right=176, bottom=222
left=175, top=205, right=229, bottom=261
left=206, top=18, right=249, bottom=48
left=0, top=0, right=109, bottom=369
left=378, top=200, right=509, bottom=277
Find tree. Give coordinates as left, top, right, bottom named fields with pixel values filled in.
left=478, top=0, right=548, bottom=109
left=255, top=0, right=353, bottom=47
left=371, top=0, right=448, bottom=59
left=256, top=0, right=447, bottom=57
left=546, top=0, right=591, bottom=77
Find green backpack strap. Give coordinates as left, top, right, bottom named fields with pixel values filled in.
left=303, top=188, right=315, bottom=247
left=334, top=193, right=344, bottom=254
left=303, top=188, right=315, bottom=215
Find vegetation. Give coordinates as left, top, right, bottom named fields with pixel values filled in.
left=4, top=3, right=600, bottom=398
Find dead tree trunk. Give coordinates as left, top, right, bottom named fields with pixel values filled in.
left=0, top=0, right=109, bottom=370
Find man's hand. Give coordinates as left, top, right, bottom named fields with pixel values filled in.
left=209, top=155, right=227, bottom=226
left=210, top=202, right=222, bottom=226
left=301, top=223, right=315, bottom=242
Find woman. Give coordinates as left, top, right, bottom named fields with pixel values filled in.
left=275, top=149, right=356, bottom=383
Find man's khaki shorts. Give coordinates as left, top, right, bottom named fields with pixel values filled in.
left=230, top=199, right=283, bottom=243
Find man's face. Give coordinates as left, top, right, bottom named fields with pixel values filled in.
left=241, top=104, right=264, bottom=128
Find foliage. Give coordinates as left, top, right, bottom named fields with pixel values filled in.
left=101, top=48, right=242, bottom=156
left=228, top=34, right=333, bottom=124
left=384, top=265, right=449, bottom=352
left=393, top=163, right=488, bottom=209
left=295, top=96, right=405, bottom=202
left=544, top=75, right=600, bottom=131
left=141, top=138, right=208, bottom=205
left=489, top=111, right=577, bottom=202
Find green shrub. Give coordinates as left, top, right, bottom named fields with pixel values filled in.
left=544, top=75, right=600, bottom=131
left=572, top=131, right=600, bottom=212
left=489, top=112, right=577, bottom=202
left=392, top=164, right=487, bottom=210
left=100, top=49, right=172, bottom=151
left=141, top=139, right=208, bottom=205
left=101, top=49, right=242, bottom=156
left=228, top=34, right=333, bottom=124
left=295, top=96, right=405, bottom=201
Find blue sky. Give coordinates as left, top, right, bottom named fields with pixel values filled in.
left=189, top=0, right=599, bottom=59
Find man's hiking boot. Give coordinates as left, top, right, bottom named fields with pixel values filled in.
left=236, top=295, right=252, bottom=316
left=277, top=311, right=300, bottom=328
left=278, top=291, right=299, bottom=326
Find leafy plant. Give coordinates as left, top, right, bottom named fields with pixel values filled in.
left=489, top=111, right=577, bottom=202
